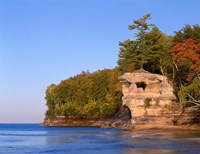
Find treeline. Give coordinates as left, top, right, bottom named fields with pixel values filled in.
left=118, top=14, right=200, bottom=108
left=45, top=14, right=200, bottom=118
left=45, top=69, right=122, bottom=118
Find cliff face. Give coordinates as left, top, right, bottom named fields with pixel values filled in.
left=42, top=69, right=200, bottom=130
left=41, top=117, right=111, bottom=127
left=118, top=69, right=200, bottom=129
left=41, top=107, right=133, bottom=129
left=119, top=69, right=180, bottom=126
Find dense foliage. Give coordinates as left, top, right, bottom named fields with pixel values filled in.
left=45, top=14, right=200, bottom=118
left=45, top=69, right=122, bottom=118
left=170, top=25, right=200, bottom=107
left=118, top=14, right=173, bottom=78
left=178, top=77, right=200, bottom=107
left=173, top=25, right=200, bottom=43
left=117, top=14, right=199, bottom=107
left=170, top=38, right=200, bottom=82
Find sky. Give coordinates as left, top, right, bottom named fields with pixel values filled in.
left=0, top=0, right=200, bottom=123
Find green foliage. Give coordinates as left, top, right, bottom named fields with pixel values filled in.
left=173, top=24, right=200, bottom=43
left=118, top=14, right=173, bottom=77
left=45, top=68, right=122, bottom=118
left=59, top=102, right=80, bottom=117
left=178, top=77, right=200, bottom=107
left=44, top=15, right=200, bottom=119
left=171, top=25, right=200, bottom=94
left=144, top=98, right=152, bottom=109
left=118, top=14, right=154, bottom=70
left=45, top=108, right=55, bottom=117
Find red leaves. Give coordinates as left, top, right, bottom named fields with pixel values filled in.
left=170, top=38, right=200, bottom=81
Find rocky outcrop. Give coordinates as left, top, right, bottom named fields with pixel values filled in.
left=41, top=107, right=134, bottom=129
left=119, top=69, right=179, bottom=125
left=118, top=69, right=200, bottom=130
left=177, top=106, right=200, bottom=125
left=41, top=69, right=200, bottom=130
left=41, top=116, right=111, bottom=127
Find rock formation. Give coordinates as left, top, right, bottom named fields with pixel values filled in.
left=41, top=68, right=200, bottom=130
left=119, top=69, right=178, bottom=125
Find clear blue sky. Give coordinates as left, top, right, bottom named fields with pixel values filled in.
left=0, top=0, right=200, bottom=123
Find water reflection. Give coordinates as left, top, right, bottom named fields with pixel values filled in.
left=121, top=130, right=200, bottom=154
left=123, top=149, right=187, bottom=154
left=1, top=125, right=200, bottom=154
left=43, top=129, right=200, bottom=154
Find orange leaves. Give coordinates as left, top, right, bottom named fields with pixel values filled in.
left=170, top=38, right=200, bottom=80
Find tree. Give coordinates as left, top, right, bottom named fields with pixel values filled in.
left=118, top=14, right=173, bottom=76
left=118, top=39, right=136, bottom=72
left=143, top=27, right=173, bottom=77
left=170, top=38, right=200, bottom=83
left=45, top=84, right=57, bottom=117
left=125, top=13, right=154, bottom=69
left=173, top=24, right=200, bottom=43
left=178, top=77, right=200, bottom=107
left=44, top=68, right=122, bottom=118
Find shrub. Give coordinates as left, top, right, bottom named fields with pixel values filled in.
left=178, top=77, right=200, bottom=107
left=144, top=98, right=152, bottom=109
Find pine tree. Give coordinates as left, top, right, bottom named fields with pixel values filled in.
left=118, top=14, right=173, bottom=76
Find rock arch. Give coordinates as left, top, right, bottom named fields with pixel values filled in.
left=123, top=105, right=132, bottom=119
left=119, top=69, right=177, bottom=123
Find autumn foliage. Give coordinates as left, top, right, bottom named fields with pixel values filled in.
left=45, top=15, right=200, bottom=118
left=170, top=38, right=200, bottom=81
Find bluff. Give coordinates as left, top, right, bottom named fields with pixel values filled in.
left=119, top=69, right=200, bottom=129
left=42, top=69, right=200, bottom=130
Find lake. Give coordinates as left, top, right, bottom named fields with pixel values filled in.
left=0, top=124, right=200, bottom=154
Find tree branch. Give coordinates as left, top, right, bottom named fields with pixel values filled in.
left=187, top=94, right=200, bottom=103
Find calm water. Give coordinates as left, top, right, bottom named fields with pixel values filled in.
left=0, top=124, right=200, bottom=154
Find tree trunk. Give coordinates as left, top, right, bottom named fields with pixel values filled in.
left=160, top=66, right=164, bottom=76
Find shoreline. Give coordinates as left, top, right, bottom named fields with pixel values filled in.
left=132, top=124, right=200, bottom=131
left=41, top=117, right=200, bottom=131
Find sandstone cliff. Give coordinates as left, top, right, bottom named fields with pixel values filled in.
left=119, top=69, right=200, bottom=129
left=41, top=106, right=133, bottom=129
left=42, top=69, right=200, bottom=130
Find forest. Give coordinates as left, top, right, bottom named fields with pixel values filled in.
left=45, top=14, right=200, bottom=118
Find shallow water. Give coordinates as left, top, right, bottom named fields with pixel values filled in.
left=0, top=124, right=200, bottom=154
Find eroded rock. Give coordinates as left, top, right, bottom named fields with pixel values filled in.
left=119, top=69, right=178, bottom=125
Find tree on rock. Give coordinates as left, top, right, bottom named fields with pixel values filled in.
left=118, top=14, right=154, bottom=71
left=118, top=14, right=173, bottom=77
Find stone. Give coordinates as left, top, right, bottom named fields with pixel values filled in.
left=119, top=69, right=177, bottom=124
left=41, top=69, right=200, bottom=130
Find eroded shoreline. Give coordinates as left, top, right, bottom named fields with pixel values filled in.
left=41, top=116, right=200, bottom=131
